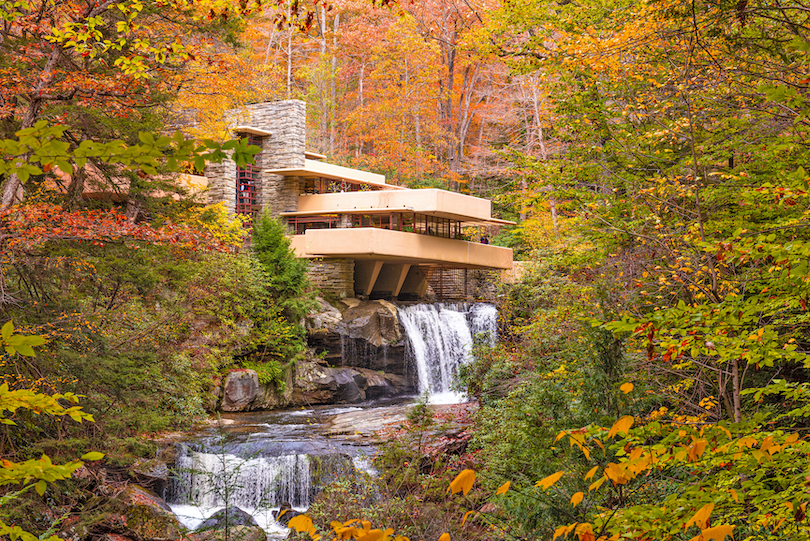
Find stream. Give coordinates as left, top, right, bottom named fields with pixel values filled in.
left=165, top=303, right=497, bottom=537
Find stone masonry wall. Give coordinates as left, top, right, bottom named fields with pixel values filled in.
left=307, top=259, right=355, bottom=299
left=205, top=100, right=307, bottom=218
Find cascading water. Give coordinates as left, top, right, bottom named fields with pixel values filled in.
left=167, top=444, right=312, bottom=534
left=169, top=447, right=311, bottom=508
left=398, top=303, right=497, bottom=404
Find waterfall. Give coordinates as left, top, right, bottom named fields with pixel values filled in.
left=398, top=303, right=497, bottom=403
left=168, top=446, right=311, bottom=509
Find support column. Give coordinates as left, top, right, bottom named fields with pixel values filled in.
left=355, top=260, right=384, bottom=297
left=393, top=264, right=411, bottom=298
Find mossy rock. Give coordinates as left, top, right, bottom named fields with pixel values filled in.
left=118, top=484, right=182, bottom=541
left=187, top=525, right=267, bottom=541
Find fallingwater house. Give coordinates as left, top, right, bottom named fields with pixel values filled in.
left=199, top=100, right=514, bottom=300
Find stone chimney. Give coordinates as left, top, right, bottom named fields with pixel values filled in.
left=205, top=100, right=307, bottom=217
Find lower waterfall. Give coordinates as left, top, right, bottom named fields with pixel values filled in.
left=398, top=303, right=497, bottom=403
left=169, top=447, right=311, bottom=509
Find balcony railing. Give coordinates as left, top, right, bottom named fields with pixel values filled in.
left=285, top=211, right=491, bottom=243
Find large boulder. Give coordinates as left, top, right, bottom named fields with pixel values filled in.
left=118, top=484, right=182, bottom=541
left=293, top=360, right=341, bottom=404
left=221, top=369, right=259, bottom=411
left=332, top=368, right=364, bottom=403
left=306, top=299, right=408, bottom=374
left=341, top=300, right=401, bottom=347
left=197, top=506, right=258, bottom=530
left=188, top=526, right=266, bottom=541
left=291, top=361, right=413, bottom=405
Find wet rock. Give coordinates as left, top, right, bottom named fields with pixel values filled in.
left=333, top=368, right=365, bottom=403
left=273, top=503, right=301, bottom=527
left=291, top=360, right=413, bottom=406
left=221, top=369, right=259, bottom=411
left=293, top=361, right=340, bottom=405
left=188, top=526, right=266, bottom=541
left=307, top=299, right=408, bottom=375
left=306, top=298, right=345, bottom=365
left=197, top=506, right=258, bottom=530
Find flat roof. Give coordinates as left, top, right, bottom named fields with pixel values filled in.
left=266, top=159, right=407, bottom=190
left=305, top=151, right=327, bottom=160
left=233, top=126, right=272, bottom=136
left=281, top=207, right=415, bottom=216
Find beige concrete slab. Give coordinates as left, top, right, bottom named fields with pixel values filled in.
left=291, top=228, right=513, bottom=270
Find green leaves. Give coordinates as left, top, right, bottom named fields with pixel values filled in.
left=0, top=321, right=47, bottom=357
left=0, top=121, right=258, bottom=180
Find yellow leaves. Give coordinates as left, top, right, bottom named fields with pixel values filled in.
left=607, top=415, right=634, bottom=439
left=571, top=492, right=584, bottom=507
left=687, top=439, right=707, bottom=462
left=689, top=525, right=735, bottom=541
left=438, top=534, right=450, bottom=541
left=747, top=327, right=765, bottom=341
left=553, top=525, right=570, bottom=541
left=461, top=511, right=474, bottom=527
left=585, top=466, right=599, bottom=480
left=729, top=488, right=739, bottom=503
left=569, top=432, right=591, bottom=459
left=684, top=503, right=715, bottom=530
left=536, top=471, right=564, bottom=490
left=288, top=515, right=318, bottom=539
left=588, top=475, right=607, bottom=492
left=326, top=520, right=402, bottom=541
left=449, top=469, right=475, bottom=496
left=620, top=382, right=634, bottom=394
left=495, top=481, right=510, bottom=495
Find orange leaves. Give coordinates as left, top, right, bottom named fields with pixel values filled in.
left=495, top=481, right=510, bottom=495
left=570, top=491, right=584, bottom=507
left=319, top=519, right=405, bottom=541
left=684, top=503, right=715, bottom=530
left=607, top=415, right=634, bottom=439
left=553, top=523, right=596, bottom=541
left=536, top=471, right=564, bottom=490
left=687, top=439, right=708, bottom=462
left=689, top=525, right=735, bottom=541
left=448, top=469, right=476, bottom=496
left=288, top=515, right=318, bottom=539
left=620, top=382, right=634, bottom=394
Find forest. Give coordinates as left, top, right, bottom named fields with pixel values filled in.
left=1, top=0, right=810, bottom=540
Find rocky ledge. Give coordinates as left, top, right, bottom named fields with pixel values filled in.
left=216, top=298, right=416, bottom=413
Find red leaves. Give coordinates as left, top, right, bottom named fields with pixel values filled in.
left=1, top=203, right=229, bottom=253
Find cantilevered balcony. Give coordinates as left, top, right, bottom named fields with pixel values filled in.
left=289, top=228, right=512, bottom=270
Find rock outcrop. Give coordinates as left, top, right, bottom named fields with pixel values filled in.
left=219, top=362, right=415, bottom=412
left=221, top=370, right=260, bottom=412
left=306, top=298, right=408, bottom=375
left=217, top=298, right=417, bottom=412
